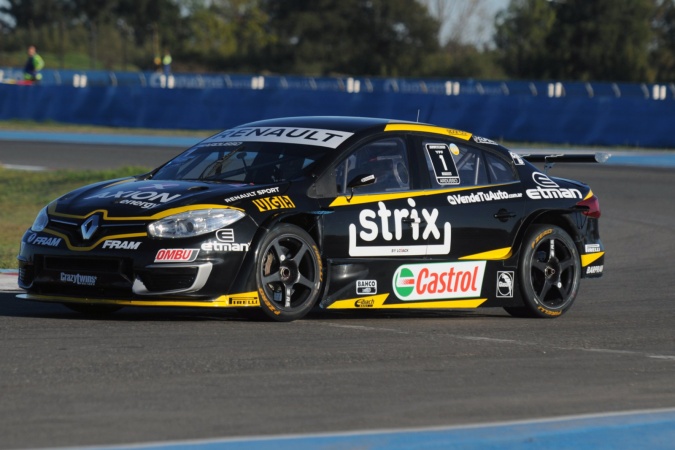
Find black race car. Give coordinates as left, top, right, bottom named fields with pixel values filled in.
left=17, top=117, right=606, bottom=321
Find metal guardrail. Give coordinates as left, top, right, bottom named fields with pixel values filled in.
left=1, top=67, right=674, bottom=100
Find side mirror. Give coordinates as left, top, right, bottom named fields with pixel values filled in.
left=345, top=173, right=376, bottom=202
left=347, top=173, right=376, bottom=189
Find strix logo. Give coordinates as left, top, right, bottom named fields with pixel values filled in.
left=81, top=215, right=100, bottom=240
left=356, top=280, right=377, bottom=295
left=154, top=249, right=199, bottom=262
left=392, top=261, right=486, bottom=301
left=348, top=199, right=451, bottom=257
left=496, top=271, right=514, bottom=298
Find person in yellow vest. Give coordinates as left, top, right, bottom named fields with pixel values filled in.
left=162, top=50, right=172, bottom=75
left=24, top=45, right=44, bottom=82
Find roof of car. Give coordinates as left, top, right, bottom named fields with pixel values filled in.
left=235, top=116, right=473, bottom=140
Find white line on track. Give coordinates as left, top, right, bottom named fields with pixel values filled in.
left=305, top=321, right=675, bottom=361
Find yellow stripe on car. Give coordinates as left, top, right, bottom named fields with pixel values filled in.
left=18, top=292, right=260, bottom=308
left=384, top=123, right=472, bottom=140
left=327, top=293, right=486, bottom=309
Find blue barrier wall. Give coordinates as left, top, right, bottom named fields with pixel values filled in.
left=1, top=72, right=674, bottom=147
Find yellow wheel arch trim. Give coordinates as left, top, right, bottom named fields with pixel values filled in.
left=460, top=247, right=513, bottom=261
left=384, top=123, right=472, bottom=141
left=327, top=293, right=487, bottom=309
left=18, top=292, right=261, bottom=308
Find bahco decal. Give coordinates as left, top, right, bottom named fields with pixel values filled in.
left=392, top=261, right=486, bottom=301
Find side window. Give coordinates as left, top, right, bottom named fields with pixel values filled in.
left=335, top=137, right=410, bottom=194
left=423, top=140, right=488, bottom=187
left=422, top=141, right=517, bottom=187
left=484, top=151, right=518, bottom=184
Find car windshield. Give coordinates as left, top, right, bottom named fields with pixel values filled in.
left=152, top=141, right=329, bottom=184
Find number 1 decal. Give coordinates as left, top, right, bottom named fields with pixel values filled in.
left=426, top=143, right=460, bottom=185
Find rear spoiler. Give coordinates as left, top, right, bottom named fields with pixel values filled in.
left=517, top=152, right=611, bottom=173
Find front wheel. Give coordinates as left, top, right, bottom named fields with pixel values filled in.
left=506, top=225, right=580, bottom=318
left=255, top=224, right=323, bottom=322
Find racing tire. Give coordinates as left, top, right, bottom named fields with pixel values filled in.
left=255, top=224, right=323, bottom=322
left=63, top=303, right=123, bottom=315
left=506, top=225, right=580, bottom=318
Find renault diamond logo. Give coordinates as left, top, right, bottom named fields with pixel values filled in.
left=81, top=215, right=100, bottom=240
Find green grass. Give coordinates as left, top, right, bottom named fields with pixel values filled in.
left=0, top=166, right=149, bottom=269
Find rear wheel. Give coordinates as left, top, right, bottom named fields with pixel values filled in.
left=255, top=224, right=323, bottom=322
left=505, top=225, right=580, bottom=318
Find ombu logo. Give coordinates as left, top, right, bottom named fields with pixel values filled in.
left=155, top=249, right=199, bottom=262
left=393, top=261, right=486, bottom=301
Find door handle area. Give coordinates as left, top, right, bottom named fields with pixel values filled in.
left=494, top=209, right=517, bottom=222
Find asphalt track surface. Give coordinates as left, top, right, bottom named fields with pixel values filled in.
left=0, top=142, right=674, bottom=449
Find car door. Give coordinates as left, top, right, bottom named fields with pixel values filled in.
left=320, top=135, right=443, bottom=260
left=412, top=137, right=525, bottom=260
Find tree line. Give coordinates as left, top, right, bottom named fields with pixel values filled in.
left=1, top=0, right=674, bottom=82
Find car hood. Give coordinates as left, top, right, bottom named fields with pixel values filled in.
left=51, top=178, right=291, bottom=217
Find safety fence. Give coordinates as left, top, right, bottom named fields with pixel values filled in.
left=1, top=68, right=674, bottom=147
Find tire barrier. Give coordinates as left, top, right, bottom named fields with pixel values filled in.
left=1, top=70, right=674, bottom=147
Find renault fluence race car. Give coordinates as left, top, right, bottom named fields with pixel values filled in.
left=17, top=117, right=606, bottom=321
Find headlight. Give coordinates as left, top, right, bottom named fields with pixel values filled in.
left=148, top=209, right=245, bottom=239
left=31, top=207, right=49, bottom=232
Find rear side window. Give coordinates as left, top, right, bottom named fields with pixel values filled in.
left=422, top=139, right=516, bottom=188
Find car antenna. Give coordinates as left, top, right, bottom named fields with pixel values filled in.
left=416, top=109, right=420, bottom=122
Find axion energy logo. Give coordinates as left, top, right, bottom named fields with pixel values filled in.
left=392, top=261, right=486, bottom=301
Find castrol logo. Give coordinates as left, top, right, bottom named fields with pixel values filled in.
left=392, top=261, right=486, bottom=301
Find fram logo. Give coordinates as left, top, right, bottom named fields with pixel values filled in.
left=392, top=261, right=486, bottom=301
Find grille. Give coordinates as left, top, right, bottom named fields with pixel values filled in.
left=139, top=268, right=198, bottom=292
left=48, top=219, right=145, bottom=247
left=19, top=266, right=34, bottom=286
left=44, top=256, right=122, bottom=273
